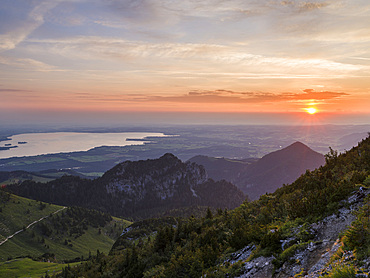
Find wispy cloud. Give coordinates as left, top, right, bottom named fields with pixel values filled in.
left=279, top=1, right=329, bottom=12
left=0, top=1, right=61, bottom=51
left=65, top=89, right=348, bottom=105
left=24, top=36, right=363, bottom=77
left=27, top=36, right=226, bottom=58
left=0, top=55, right=59, bottom=72
left=145, top=89, right=348, bottom=104
left=0, top=88, right=33, bottom=92
left=106, top=0, right=172, bottom=25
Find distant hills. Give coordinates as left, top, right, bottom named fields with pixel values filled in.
left=189, top=141, right=325, bottom=200
left=7, top=153, right=245, bottom=219
left=0, top=169, right=92, bottom=185
left=1, top=125, right=368, bottom=178
left=188, top=156, right=258, bottom=182
left=5, top=142, right=325, bottom=206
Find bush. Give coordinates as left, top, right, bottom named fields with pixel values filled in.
left=328, top=264, right=356, bottom=278
left=260, top=229, right=282, bottom=254
left=272, top=242, right=308, bottom=269
left=342, top=197, right=370, bottom=259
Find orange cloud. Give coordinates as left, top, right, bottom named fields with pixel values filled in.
left=144, top=89, right=348, bottom=104
left=0, top=87, right=352, bottom=114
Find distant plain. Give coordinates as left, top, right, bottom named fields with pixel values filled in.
left=0, top=125, right=369, bottom=177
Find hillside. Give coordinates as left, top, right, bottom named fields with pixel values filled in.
left=0, top=171, right=53, bottom=185
left=187, top=156, right=257, bottom=182
left=55, top=135, right=370, bottom=277
left=7, top=153, right=245, bottom=219
left=189, top=142, right=325, bottom=200
left=0, top=191, right=131, bottom=263
left=235, top=141, right=325, bottom=200
left=0, top=169, right=92, bottom=186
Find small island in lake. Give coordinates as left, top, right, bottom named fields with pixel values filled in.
left=0, top=145, right=18, bottom=151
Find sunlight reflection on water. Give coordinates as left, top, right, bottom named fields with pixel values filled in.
left=0, top=132, right=168, bottom=159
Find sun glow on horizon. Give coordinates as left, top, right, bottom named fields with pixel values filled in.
left=305, top=107, right=318, bottom=115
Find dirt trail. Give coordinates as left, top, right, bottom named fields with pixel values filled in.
left=0, top=206, right=66, bottom=246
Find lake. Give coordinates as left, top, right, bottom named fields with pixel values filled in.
left=0, top=132, right=168, bottom=159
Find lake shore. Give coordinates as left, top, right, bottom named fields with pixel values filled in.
left=0, top=132, right=168, bottom=159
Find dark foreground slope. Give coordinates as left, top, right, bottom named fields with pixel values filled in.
left=190, top=142, right=325, bottom=200
left=7, top=154, right=244, bottom=219
left=55, top=136, right=369, bottom=277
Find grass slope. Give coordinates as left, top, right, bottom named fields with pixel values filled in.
left=0, top=191, right=131, bottom=262
left=0, top=258, right=80, bottom=278
left=0, top=193, right=64, bottom=243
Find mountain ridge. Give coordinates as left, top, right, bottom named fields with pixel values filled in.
left=189, top=141, right=325, bottom=200
left=236, top=141, right=325, bottom=199
left=7, top=153, right=245, bottom=219
left=53, top=135, right=370, bottom=278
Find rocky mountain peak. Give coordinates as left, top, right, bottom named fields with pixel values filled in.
left=7, top=152, right=245, bottom=219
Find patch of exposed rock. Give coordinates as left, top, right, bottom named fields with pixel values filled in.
left=230, top=188, right=369, bottom=278
left=278, top=189, right=369, bottom=278
left=227, top=245, right=256, bottom=265
left=237, top=256, right=275, bottom=278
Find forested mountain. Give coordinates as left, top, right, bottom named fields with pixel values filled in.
left=6, top=153, right=245, bottom=219
left=190, top=141, right=325, bottom=200
left=54, top=135, right=370, bottom=277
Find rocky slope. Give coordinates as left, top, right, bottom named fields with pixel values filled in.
left=227, top=188, right=369, bottom=278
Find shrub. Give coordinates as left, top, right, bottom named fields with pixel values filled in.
left=328, top=264, right=356, bottom=278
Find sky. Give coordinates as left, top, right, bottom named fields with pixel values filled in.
left=0, top=0, right=370, bottom=126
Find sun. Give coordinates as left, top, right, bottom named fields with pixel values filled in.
left=305, top=107, right=318, bottom=115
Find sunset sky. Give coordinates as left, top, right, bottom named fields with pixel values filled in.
left=1, top=0, right=370, bottom=125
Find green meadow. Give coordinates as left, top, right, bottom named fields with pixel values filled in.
left=0, top=258, right=80, bottom=278
left=0, top=193, right=64, bottom=243
left=0, top=191, right=131, bottom=264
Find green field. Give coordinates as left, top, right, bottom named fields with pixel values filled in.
left=0, top=191, right=131, bottom=263
left=0, top=258, right=80, bottom=278
left=0, top=193, right=64, bottom=243
left=0, top=221, right=128, bottom=262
